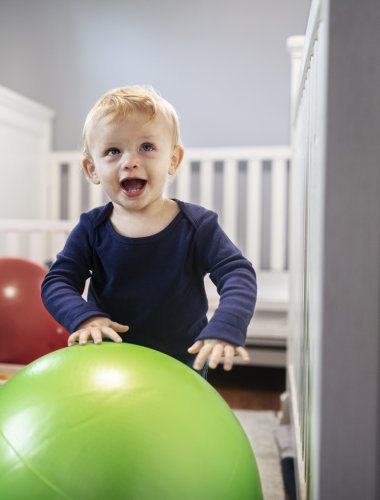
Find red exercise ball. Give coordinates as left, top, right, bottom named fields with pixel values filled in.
left=0, top=257, right=68, bottom=364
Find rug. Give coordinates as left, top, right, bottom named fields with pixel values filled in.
left=234, top=410, right=285, bottom=500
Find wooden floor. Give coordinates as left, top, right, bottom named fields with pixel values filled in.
left=208, top=365, right=286, bottom=411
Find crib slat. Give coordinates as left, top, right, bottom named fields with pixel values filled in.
left=246, top=159, right=262, bottom=268
left=49, top=157, right=62, bottom=220
left=222, top=159, right=238, bottom=243
left=29, top=231, right=45, bottom=263
left=68, top=161, right=82, bottom=220
left=176, top=158, right=191, bottom=201
left=50, top=230, right=69, bottom=262
left=5, top=232, right=21, bottom=256
left=270, top=158, right=288, bottom=270
left=199, top=160, right=214, bottom=210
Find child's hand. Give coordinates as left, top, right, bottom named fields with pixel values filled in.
left=67, top=316, right=129, bottom=346
left=188, top=339, right=250, bottom=371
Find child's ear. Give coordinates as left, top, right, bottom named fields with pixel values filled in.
left=82, top=158, right=100, bottom=185
left=169, top=145, right=184, bottom=175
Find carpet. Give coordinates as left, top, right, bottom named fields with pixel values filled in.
left=234, top=410, right=285, bottom=500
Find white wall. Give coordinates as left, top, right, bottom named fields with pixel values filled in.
left=0, top=0, right=309, bottom=150
left=0, top=86, right=53, bottom=219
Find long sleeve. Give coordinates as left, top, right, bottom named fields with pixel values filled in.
left=191, top=210, right=257, bottom=346
left=41, top=213, right=110, bottom=333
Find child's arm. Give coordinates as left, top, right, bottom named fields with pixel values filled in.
left=189, top=206, right=257, bottom=370
left=41, top=209, right=125, bottom=337
left=67, top=316, right=129, bottom=346
left=188, top=339, right=250, bottom=371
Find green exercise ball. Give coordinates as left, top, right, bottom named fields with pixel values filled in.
left=0, top=343, right=263, bottom=499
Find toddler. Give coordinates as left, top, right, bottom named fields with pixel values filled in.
left=41, top=85, right=257, bottom=377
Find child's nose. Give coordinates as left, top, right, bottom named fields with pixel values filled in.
left=121, top=153, right=138, bottom=169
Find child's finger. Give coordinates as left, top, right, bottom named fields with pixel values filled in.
left=187, top=340, right=204, bottom=354
left=208, top=343, right=224, bottom=369
left=79, top=329, right=92, bottom=345
left=102, top=326, right=123, bottom=343
left=222, top=344, right=235, bottom=371
left=193, top=343, right=213, bottom=370
left=109, top=321, right=129, bottom=333
left=68, top=332, right=79, bottom=346
left=236, top=346, right=250, bottom=362
left=91, top=328, right=103, bottom=344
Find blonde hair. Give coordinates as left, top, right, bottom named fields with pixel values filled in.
left=82, top=85, right=181, bottom=159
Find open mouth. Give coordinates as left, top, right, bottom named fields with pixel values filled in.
left=121, top=178, right=147, bottom=195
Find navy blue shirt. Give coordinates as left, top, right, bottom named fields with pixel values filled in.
left=42, top=200, right=257, bottom=360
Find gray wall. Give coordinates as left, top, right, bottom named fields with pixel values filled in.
left=319, top=0, right=380, bottom=497
left=0, top=0, right=309, bottom=150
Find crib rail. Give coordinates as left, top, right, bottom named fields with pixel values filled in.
left=48, top=146, right=291, bottom=272
left=287, top=0, right=325, bottom=497
left=0, top=219, right=75, bottom=266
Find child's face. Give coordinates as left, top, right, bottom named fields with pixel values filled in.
left=83, top=111, right=183, bottom=214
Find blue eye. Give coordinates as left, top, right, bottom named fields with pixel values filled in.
left=105, top=147, right=120, bottom=156
left=141, top=143, right=154, bottom=152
